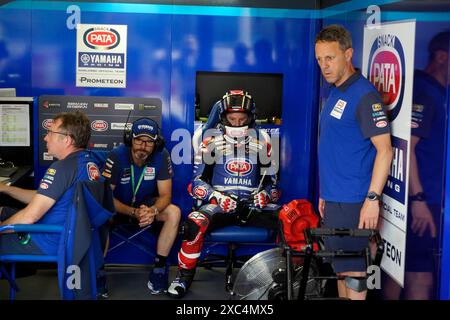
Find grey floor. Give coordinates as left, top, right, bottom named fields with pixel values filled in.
left=0, top=265, right=233, bottom=300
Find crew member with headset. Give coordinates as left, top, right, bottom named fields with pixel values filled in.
left=102, top=117, right=181, bottom=295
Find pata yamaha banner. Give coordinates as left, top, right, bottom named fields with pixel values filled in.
left=76, top=24, right=128, bottom=88
left=362, top=20, right=415, bottom=287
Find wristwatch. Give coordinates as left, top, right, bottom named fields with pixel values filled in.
left=366, top=191, right=381, bottom=201
left=410, top=192, right=426, bottom=202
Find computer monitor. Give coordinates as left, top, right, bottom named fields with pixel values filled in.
left=195, top=71, right=283, bottom=123
left=0, top=97, right=34, bottom=165
left=0, top=88, right=16, bottom=97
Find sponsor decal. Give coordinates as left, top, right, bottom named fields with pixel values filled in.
left=376, top=120, right=388, bottom=128
left=225, top=158, right=253, bottom=176
left=87, top=162, right=100, bottom=181
left=42, top=101, right=61, bottom=109
left=138, top=124, right=154, bottom=131
left=120, top=177, right=130, bottom=184
left=102, top=172, right=111, bottom=178
left=89, top=142, right=109, bottom=149
left=372, top=103, right=382, bottom=111
left=67, top=102, right=88, bottom=109
left=47, top=168, right=56, bottom=175
left=144, top=167, right=155, bottom=180
left=367, top=33, right=406, bottom=121
left=138, top=104, right=157, bottom=110
left=42, top=119, right=53, bottom=130
left=43, top=152, right=54, bottom=161
left=91, top=120, right=108, bottom=132
left=44, top=175, right=54, bottom=181
left=224, top=177, right=252, bottom=185
left=79, top=77, right=125, bottom=85
left=193, top=186, right=208, bottom=200
left=83, top=27, right=120, bottom=50
left=411, top=121, right=419, bottom=128
left=111, top=122, right=128, bottom=130
left=114, top=103, right=134, bottom=110
left=330, top=99, right=347, bottom=120
left=78, top=52, right=124, bottom=69
left=94, top=103, right=109, bottom=108
left=40, top=182, right=49, bottom=190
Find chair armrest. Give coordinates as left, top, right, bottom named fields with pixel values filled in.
left=0, top=224, right=63, bottom=234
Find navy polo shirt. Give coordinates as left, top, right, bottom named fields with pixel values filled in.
left=318, top=70, right=391, bottom=202
left=102, top=144, right=173, bottom=207
left=33, top=150, right=102, bottom=254
left=411, top=70, right=447, bottom=205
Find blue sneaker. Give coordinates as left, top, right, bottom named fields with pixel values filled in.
left=147, top=266, right=169, bottom=295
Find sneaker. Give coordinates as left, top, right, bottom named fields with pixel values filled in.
left=167, top=268, right=195, bottom=299
left=147, top=266, right=169, bottom=295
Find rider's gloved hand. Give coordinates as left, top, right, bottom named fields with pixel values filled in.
left=252, top=190, right=270, bottom=209
left=209, top=191, right=237, bottom=213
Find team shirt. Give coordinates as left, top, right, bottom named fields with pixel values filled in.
left=33, top=150, right=102, bottom=254
left=319, top=70, right=391, bottom=202
left=102, top=144, right=173, bottom=207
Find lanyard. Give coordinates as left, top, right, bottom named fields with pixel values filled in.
left=131, top=164, right=147, bottom=207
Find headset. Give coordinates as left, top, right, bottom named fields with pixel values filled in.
left=123, top=116, right=165, bottom=152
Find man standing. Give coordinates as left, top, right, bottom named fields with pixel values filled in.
left=168, top=90, right=279, bottom=299
left=315, top=25, right=393, bottom=300
left=0, top=111, right=101, bottom=257
left=102, top=118, right=180, bottom=295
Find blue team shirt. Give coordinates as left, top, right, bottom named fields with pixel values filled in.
left=411, top=70, right=447, bottom=205
left=318, top=70, right=391, bottom=202
left=102, top=144, right=173, bottom=207
left=33, top=150, right=102, bottom=254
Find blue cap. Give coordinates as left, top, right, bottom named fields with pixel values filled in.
left=132, top=118, right=158, bottom=140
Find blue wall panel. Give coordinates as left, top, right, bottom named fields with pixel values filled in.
left=0, top=9, right=32, bottom=96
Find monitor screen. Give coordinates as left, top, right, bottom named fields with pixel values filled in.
left=195, top=71, right=283, bottom=123
left=0, top=97, right=33, bottom=165
left=0, top=88, right=16, bottom=97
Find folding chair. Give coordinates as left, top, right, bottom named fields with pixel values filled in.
left=0, top=180, right=114, bottom=300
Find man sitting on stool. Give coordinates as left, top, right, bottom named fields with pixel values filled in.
left=102, top=118, right=181, bottom=295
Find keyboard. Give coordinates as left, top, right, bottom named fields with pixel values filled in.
left=0, top=166, right=18, bottom=177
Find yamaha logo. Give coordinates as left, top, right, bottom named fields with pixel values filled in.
left=83, top=28, right=120, bottom=50
left=42, top=119, right=53, bottom=130
left=367, top=34, right=405, bottom=121
left=91, top=120, right=108, bottom=131
left=225, top=158, right=253, bottom=176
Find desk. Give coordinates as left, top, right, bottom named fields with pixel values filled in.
left=1, top=166, right=32, bottom=186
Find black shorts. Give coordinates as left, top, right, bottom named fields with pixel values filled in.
left=322, top=201, right=369, bottom=273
